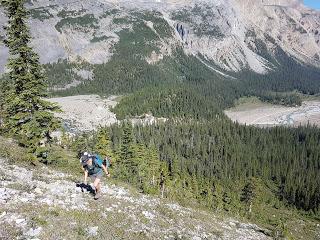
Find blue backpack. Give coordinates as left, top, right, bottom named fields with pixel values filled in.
left=94, top=154, right=103, bottom=165
left=94, top=154, right=112, bottom=168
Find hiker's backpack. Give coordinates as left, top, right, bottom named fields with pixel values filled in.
left=94, top=154, right=104, bottom=165
left=94, top=154, right=112, bottom=168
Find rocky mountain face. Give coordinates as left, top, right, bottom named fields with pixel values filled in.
left=0, top=0, right=319, bottom=77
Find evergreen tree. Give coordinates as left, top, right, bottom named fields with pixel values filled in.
left=241, top=178, right=257, bottom=213
left=94, top=127, right=114, bottom=159
left=119, top=122, right=135, bottom=180
left=0, top=75, right=11, bottom=130
left=1, top=0, right=60, bottom=153
left=137, top=145, right=161, bottom=194
left=147, top=146, right=161, bottom=189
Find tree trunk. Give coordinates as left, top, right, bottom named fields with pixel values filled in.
left=161, top=182, right=165, bottom=198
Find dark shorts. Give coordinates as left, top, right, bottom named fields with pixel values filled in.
left=89, top=171, right=103, bottom=181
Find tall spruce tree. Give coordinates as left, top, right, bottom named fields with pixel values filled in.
left=118, top=122, right=135, bottom=180
left=94, top=127, right=114, bottom=159
left=241, top=178, right=257, bottom=213
left=1, top=0, right=60, bottom=152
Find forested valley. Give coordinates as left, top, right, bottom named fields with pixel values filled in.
left=70, top=117, right=320, bottom=226
left=1, top=4, right=320, bottom=238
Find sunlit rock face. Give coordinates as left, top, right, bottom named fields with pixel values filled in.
left=0, top=0, right=319, bottom=74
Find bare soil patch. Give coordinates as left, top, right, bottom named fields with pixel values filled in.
left=225, top=101, right=320, bottom=127
left=49, top=95, right=118, bottom=132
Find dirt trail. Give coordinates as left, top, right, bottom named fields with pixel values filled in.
left=0, top=158, right=272, bottom=240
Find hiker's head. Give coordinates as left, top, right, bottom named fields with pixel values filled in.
left=81, top=153, right=92, bottom=166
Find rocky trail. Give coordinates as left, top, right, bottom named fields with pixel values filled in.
left=0, top=157, right=272, bottom=240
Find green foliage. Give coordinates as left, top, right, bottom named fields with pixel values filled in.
left=258, top=92, right=302, bottom=106
left=44, top=60, right=77, bottom=88
left=113, top=84, right=221, bottom=120
left=29, top=7, right=54, bottom=21
left=118, top=122, right=136, bottom=180
left=0, top=136, right=31, bottom=163
left=1, top=0, right=60, bottom=154
left=70, top=119, right=319, bottom=229
left=113, top=17, right=131, bottom=25
left=241, top=178, right=257, bottom=214
left=107, top=120, right=320, bottom=213
left=90, top=35, right=111, bottom=43
left=57, top=9, right=86, bottom=18
left=44, top=60, right=92, bottom=89
left=63, top=118, right=319, bottom=237
left=70, top=132, right=95, bottom=157
left=93, top=127, right=114, bottom=160
left=55, top=14, right=98, bottom=33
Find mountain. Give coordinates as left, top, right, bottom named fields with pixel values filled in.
left=1, top=2, right=320, bottom=239
left=0, top=0, right=319, bottom=76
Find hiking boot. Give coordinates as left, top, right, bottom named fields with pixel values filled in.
left=94, top=191, right=101, bottom=200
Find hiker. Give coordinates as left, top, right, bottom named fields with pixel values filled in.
left=80, top=152, right=112, bottom=167
left=81, top=153, right=110, bottom=200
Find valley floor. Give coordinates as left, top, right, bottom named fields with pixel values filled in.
left=225, top=101, right=320, bottom=127
left=0, top=157, right=272, bottom=240
left=49, top=95, right=119, bottom=132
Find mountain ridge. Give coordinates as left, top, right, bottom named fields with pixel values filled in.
left=0, top=0, right=319, bottom=76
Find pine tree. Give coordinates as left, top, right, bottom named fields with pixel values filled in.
left=1, top=0, right=60, bottom=153
left=138, top=145, right=161, bottom=193
left=0, top=75, right=11, bottom=130
left=241, top=178, right=257, bottom=213
left=133, top=143, right=147, bottom=188
left=94, top=127, right=114, bottom=159
left=147, top=146, right=161, bottom=188
left=119, top=122, right=135, bottom=180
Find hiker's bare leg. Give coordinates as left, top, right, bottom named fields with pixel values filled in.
left=93, top=178, right=101, bottom=194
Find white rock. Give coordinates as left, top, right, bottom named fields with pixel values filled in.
left=20, top=197, right=30, bottom=203
left=192, top=237, right=201, bottom=240
left=142, top=211, right=155, bottom=220
left=15, top=218, right=26, bottom=224
left=87, top=226, right=99, bottom=236
left=34, top=187, right=43, bottom=195
left=26, top=227, right=42, bottom=237
left=229, top=221, right=236, bottom=226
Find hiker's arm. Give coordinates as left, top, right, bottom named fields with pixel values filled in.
left=102, top=164, right=110, bottom=177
